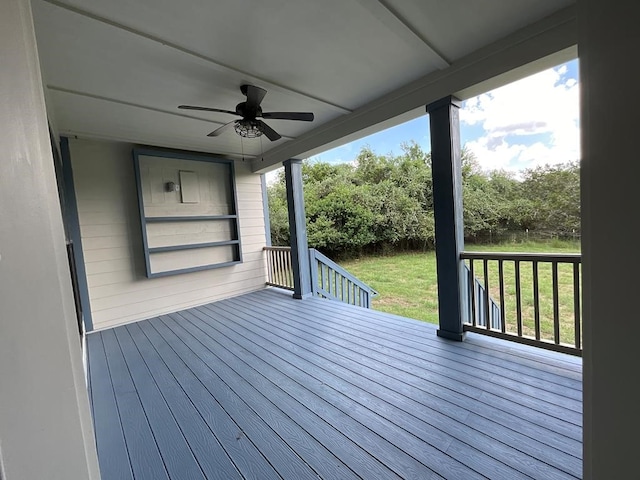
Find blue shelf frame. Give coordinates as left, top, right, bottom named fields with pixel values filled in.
left=133, top=148, right=242, bottom=278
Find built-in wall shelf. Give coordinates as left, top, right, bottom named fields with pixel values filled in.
left=148, top=240, right=241, bottom=254
left=145, top=215, right=238, bottom=223
left=133, top=148, right=242, bottom=278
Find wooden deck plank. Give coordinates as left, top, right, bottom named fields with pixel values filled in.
left=185, top=306, right=462, bottom=480
left=216, top=298, right=583, bottom=470
left=106, top=328, right=207, bottom=480
left=229, top=295, right=584, bottom=441
left=99, top=329, right=170, bottom=480
left=128, top=321, right=284, bottom=480
left=164, top=311, right=405, bottom=480
left=86, top=332, right=135, bottom=480
left=152, top=313, right=362, bottom=480
left=293, top=294, right=583, bottom=393
left=240, top=293, right=583, bottom=406
left=115, top=325, right=243, bottom=480
left=137, top=320, right=320, bottom=480
left=88, top=288, right=583, bottom=480
left=254, top=289, right=583, bottom=383
left=267, top=289, right=582, bottom=378
left=206, top=300, right=580, bottom=479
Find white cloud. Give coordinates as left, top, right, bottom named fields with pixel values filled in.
left=461, top=63, right=580, bottom=173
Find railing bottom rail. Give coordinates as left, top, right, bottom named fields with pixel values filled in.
left=463, top=325, right=582, bottom=357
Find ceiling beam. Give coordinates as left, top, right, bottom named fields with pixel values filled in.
left=42, top=0, right=353, bottom=115
left=252, top=6, right=577, bottom=173
left=355, top=0, right=451, bottom=68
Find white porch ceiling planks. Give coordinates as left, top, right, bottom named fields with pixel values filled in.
left=32, top=0, right=576, bottom=168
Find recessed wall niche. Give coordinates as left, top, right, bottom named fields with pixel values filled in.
left=133, top=148, right=241, bottom=278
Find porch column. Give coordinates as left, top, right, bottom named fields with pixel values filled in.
left=283, top=159, right=312, bottom=299
left=427, top=96, right=466, bottom=341
left=580, top=1, right=640, bottom=477
left=0, top=0, right=100, bottom=479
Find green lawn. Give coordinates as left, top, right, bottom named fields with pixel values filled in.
left=341, top=239, right=581, bottom=344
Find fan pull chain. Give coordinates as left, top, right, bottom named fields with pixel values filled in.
left=260, top=134, right=264, bottom=161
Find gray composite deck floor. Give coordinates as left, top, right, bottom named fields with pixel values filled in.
left=87, top=288, right=583, bottom=480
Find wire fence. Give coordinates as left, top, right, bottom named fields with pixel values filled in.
left=466, top=229, right=581, bottom=245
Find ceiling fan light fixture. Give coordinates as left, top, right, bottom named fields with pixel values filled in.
left=234, top=119, right=262, bottom=138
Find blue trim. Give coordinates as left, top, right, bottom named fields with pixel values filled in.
left=132, top=153, right=153, bottom=278
left=427, top=96, right=466, bottom=341
left=284, top=159, right=312, bottom=299
left=132, top=147, right=242, bottom=278
left=132, top=147, right=236, bottom=166
left=148, top=240, right=240, bottom=253
left=60, top=137, right=94, bottom=331
left=145, top=215, right=237, bottom=222
left=229, top=159, right=243, bottom=264
left=146, top=259, right=242, bottom=278
left=261, top=174, right=272, bottom=247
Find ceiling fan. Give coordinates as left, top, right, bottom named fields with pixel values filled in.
left=178, top=84, right=314, bottom=141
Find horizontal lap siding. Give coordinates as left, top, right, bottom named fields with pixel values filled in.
left=70, top=138, right=268, bottom=330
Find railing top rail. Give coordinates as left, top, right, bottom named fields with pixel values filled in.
left=461, top=251, right=581, bottom=263
left=310, top=248, right=379, bottom=297
left=263, top=246, right=292, bottom=251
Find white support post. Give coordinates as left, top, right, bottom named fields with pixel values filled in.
left=0, top=1, right=101, bottom=478
left=580, top=1, right=640, bottom=478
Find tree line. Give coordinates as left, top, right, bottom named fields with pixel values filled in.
left=268, top=142, right=580, bottom=257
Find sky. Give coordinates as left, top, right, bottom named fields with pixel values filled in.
left=305, top=59, right=580, bottom=175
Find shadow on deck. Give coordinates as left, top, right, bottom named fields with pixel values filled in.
left=87, top=288, right=582, bottom=480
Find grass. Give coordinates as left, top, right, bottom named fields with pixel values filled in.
left=342, top=239, right=581, bottom=346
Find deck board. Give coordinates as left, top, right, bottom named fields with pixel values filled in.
left=88, top=288, right=583, bottom=479
left=87, top=333, right=135, bottom=480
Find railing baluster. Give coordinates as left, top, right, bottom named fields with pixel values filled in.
left=498, top=260, right=505, bottom=333
left=469, top=260, right=477, bottom=327
left=552, top=261, right=560, bottom=344
left=573, top=263, right=581, bottom=350
left=281, top=249, right=287, bottom=287
left=289, top=249, right=294, bottom=288
left=515, top=260, right=523, bottom=337
left=483, top=259, right=490, bottom=330
left=279, top=249, right=286, bottom=287
left=274, top=249, right=281, bottom=286
left=533, top=260, right=541, bottom=341
left=266, top=249, right=272, bottom=283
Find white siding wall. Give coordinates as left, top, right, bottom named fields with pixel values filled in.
left=70, top=138, right=268, bottom=330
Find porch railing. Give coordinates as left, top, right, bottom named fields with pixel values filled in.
left=264, top=246, right=295, bottom=290
left=461, top=251, right=582, bottom=356
left=309, top=248, right=378, bottom=308
left=263, top=246, right=378, bottom=308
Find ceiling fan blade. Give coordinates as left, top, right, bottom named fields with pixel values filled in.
left=207, top=120, right=236, bottom=137
left=262, top=112, right=314, bottom=121
left=178, top=105, right=239, bottom=116
left=242, top=85, right=267, bottom=108
left=256, top=120, right=281, bottom=141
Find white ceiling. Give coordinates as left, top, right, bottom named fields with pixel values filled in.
left=32, top=0, right=576, bottom=172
